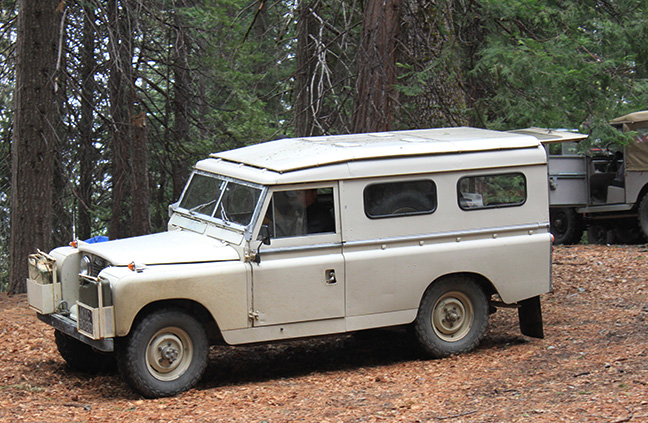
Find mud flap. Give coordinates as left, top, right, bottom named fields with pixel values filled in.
left=518, top=296, right=544, bottom=339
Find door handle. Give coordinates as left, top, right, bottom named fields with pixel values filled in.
left=326, top=269, right=337, bottom=284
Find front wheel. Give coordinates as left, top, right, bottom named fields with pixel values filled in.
left=55, top=330, right=115, bottom=373
left=414, top=276, right=488, bottom=358
left=116, top=309, right=209, bottom=398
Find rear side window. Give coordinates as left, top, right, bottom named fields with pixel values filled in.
left=458, top=173, right=526, bottom=210
left=364, top=180, right=437, bottom=219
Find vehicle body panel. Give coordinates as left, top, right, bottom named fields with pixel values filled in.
left=105, top=260, right=250, bottom=336
left=79, top=231, right=240, bottom=266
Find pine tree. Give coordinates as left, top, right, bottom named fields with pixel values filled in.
left=9, top=0, right=60, bottom=293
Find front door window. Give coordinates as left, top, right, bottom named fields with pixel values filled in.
left=263, top=187, right=336, bottom=238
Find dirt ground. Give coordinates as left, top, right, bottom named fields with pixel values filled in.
left=0, top=245, right=647, bottom=422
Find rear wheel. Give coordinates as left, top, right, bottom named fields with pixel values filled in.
left=414, top=276, right=488, bottom=358
left=116, top=309, right=209, bottom=398
left=639, top=195, right=648, bottom=240
left=611, top=225, right=645, bottom=244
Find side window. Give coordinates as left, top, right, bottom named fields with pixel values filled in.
left=458, top=173, right=526, bottom=210
left=364, top=180, right=437, bottom=219
left=263, top=188, right=335, bottom=238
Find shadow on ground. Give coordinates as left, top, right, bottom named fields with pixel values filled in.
left=199, top=327, right=527, bottom=390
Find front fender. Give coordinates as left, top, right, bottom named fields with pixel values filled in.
left=102, top=261, right=250, bottom=337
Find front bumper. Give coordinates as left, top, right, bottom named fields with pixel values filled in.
left=37, top=313, right=114, bottom=353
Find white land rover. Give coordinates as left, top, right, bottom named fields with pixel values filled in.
left=28, top=127, right=563, bottom=398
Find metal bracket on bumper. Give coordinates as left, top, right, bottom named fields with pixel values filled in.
left=37, top=313, right=114, bottom=353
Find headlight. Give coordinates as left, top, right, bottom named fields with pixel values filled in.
left=79, top=255, right=92, bottom=276
left=78, top=254, right=110, bottom=277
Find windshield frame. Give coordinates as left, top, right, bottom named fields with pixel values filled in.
left=172, top=170, right=267, bottom=237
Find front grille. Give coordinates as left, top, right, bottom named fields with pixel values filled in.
left=83, top=254, right=110, bottom=277
left=90, top=257, right=108, bottom=277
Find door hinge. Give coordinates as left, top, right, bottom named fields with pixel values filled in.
left=248, top=310, right=260, bottom=321
left=244, top=249, right=257, bottom=263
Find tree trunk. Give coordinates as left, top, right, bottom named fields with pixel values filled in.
left=399, top=0, right=470, bottom=128
left=352, top=0, right=402, bottom=133
left=52, top=7, right=71, bottom=247
left=107, top=0, right=133, bottom=240
left=78, top=3, right=96, bottom=240
left=294, top=1, right=320, bottom=137
left=9, top=0, right=60, bottom=294
left=130, top=112, right=150, bottom=236
left=171, top=7, right=191, bottom=201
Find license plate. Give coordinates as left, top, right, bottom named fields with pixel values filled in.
left=78, top=305, right=94, bottom=335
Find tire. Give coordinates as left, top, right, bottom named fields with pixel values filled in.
left=377, top=191, right=434, bottom=216
left=639, top=195, right=648, bottom=241
left=116, top=309, right=209, bottom=398
left=587, top=224, right=610, bottom=245
left=54, top=330, right=115, bottom=373
left=550, top=208, right=583, bottom=244
left=611, top=225, right=646, bottom=245
left=414, top=276, right=489, bottom=358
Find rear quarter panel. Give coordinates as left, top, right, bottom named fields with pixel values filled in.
left=341, top=161, right=550, bottom=320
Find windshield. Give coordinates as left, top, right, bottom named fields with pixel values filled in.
left=178, top=172, right=263, bottom=228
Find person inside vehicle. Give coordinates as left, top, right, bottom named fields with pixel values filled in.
left=264, top=189, right=335, bottom=238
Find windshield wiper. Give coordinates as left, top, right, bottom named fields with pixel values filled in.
left=188, top=198, right=219, bottom=214
left=219, top=203, right=231, bottom=225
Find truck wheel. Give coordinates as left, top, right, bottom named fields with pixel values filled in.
left=587, top=224, right=610, bottom=245
left=116, top=309, right=209, bottom=398
left=611, top=226, right=645, bottom=244
left=414, top=276, right=488, bottom=358
left=550, top=208, right=583, bottom=244
left=55, top=330, right=115, bottom=373
left=639, top=195, right=648, bottom=240
left=379, top=192, right=434, bottom=216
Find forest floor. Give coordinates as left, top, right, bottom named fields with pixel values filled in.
left=0, top=245, right=647, bottom=422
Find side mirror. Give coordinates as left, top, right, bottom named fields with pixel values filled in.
left=259, top=225, right=271, bottom=245
left=253, top=225, right=272, bottom=264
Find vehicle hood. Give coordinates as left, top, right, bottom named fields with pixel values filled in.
left=78, top=230, right=240, bottom=266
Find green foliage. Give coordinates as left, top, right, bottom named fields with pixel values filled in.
left=467, top=0, right=648, bottom=132
left=5, top=0, right=648, bottom=291
left=139, top=0, right=295, bottom=232
left=179, top=1, right=294, bottom=147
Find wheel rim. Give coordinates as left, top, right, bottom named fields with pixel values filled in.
left=431, top=291, right=474, bottom=342
left=551, top=211, right=568, bottom=235
left=146, top=327, right=193, bottom=381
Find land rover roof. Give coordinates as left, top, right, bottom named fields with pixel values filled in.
left=610, top=110, right=648, bottom=130
left=508, top=127, right=588, bottom=143
left=195, top=127, right=548, bottom=184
